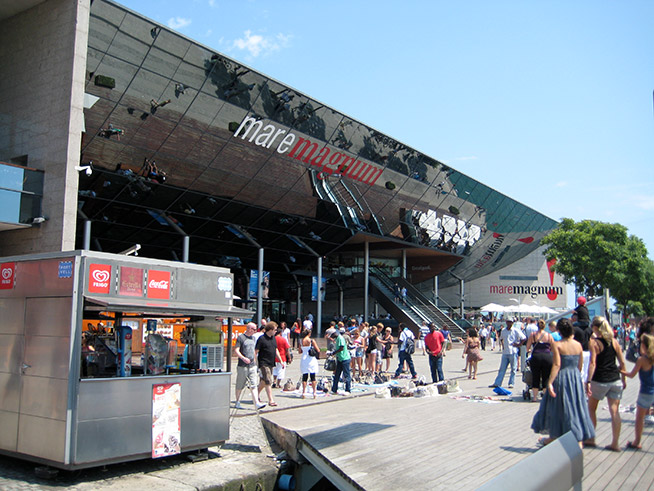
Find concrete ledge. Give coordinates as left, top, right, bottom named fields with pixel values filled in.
left=478, top=431, right=582, bottom=491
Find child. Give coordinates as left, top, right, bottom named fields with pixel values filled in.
left=621, top=334, right=654, bottom=450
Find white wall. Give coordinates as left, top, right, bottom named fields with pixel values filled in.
left=439, top=245, right=567, bottom=310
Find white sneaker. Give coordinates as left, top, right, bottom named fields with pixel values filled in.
left=645, top=415, right=654, bottom=425
left=234, top=402, right=243, bottom=409
left=256, top=402, right=267, bottom=410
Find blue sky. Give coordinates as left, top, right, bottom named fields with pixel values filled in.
left=118, top=0, right=654, bottom=260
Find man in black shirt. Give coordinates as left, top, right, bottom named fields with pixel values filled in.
left=256, top=321, right=283, bottom=406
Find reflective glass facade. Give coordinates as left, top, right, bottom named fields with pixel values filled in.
left=78, top=0, right=558, bottom=290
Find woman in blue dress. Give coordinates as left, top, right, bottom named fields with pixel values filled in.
left=531, top=318, right=595, bottom=448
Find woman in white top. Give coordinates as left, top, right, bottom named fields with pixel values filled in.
left=299, top=329, right=320, bottom=398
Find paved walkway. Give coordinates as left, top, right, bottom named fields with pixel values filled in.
left=1, top=341, right=651, bottom=489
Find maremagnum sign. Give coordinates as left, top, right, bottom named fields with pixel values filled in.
left=232, top=116, right=383, bottom=186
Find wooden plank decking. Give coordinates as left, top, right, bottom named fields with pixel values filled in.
left=260, top=349, right=654, bottom=490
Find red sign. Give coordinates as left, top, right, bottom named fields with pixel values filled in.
left=147, top=270, right=171, bottom=299
left=0, top=262, right=15, bottom=289
left=119, top=266, right=144, bottom=297
left=88, top=264, right=112, bottom=294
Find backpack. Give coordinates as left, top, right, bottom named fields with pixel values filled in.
left=404, top=333, right=416, bottom=355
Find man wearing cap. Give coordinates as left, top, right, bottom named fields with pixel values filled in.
left=425, top=323, right=445, bottom=383
left=573, top=297, right=592, bottom=382
left=574, top=296, right=590, bottom=329
left=489, top=318, right=525, bottom=388
left=329, top=327, right=352, bottom=395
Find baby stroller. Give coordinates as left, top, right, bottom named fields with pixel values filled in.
left=522, top=357, right=533, bottom=401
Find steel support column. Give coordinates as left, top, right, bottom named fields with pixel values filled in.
left=364, top=240, right=369, bottom=322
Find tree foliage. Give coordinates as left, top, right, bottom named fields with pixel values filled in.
left=541, top=218, right=654, bottom=315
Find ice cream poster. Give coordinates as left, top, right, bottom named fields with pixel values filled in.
left=152, top=383, right=181, bottom=458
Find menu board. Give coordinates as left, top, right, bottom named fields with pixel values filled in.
left=152, top=383, right=181, bottom=458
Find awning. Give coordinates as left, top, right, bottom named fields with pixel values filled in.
left=84, top=295, right=254, bottom=318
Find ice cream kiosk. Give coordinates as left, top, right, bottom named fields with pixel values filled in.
left=0, top=250, right=252, bottom=469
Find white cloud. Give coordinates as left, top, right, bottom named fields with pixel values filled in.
left=168, top=17, right=192, bottom=30
left=208, top=0, right=216, bottom=6
left=231, top=30, right=292, bottom=58
left=631, top=194, right=654, bottom=211
left=555, top=181, right=568, bottom=187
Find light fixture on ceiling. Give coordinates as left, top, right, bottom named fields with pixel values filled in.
left=119, top=244, right=141, bottom=256
left=75, top=162, right=93, bottom=176
left=31, top=216, right=48, bottom=225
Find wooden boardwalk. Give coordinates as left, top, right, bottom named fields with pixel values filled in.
left=260, top=349, right=654, bottom=490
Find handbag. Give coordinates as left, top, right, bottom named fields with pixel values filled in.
left=308, top=344, right=320, bottom=359
left=626, top=342, right=639, bottom=364
left=324, top=356, right=336, bottom=371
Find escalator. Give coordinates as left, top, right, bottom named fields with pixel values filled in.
left=369, top=267, right=466, bottom=337
left=311, top=170, right=383, bottom=234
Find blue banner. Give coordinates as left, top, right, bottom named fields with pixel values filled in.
left=249, top=270, right=270, bottom=299
left=311, top=276, right=326, bottom=301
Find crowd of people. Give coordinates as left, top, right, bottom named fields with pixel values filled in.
left=233, top=304, right=654, bottom=453
left=232, top=314, right=459, bottom=405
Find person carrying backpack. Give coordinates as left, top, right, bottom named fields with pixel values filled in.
left=394, top=323, right=418, bottom=379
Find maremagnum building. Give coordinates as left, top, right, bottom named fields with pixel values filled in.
left=0, top=0, right=565, bottom=333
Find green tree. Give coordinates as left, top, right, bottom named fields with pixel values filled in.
left=541, top=218, right=654, bottom=314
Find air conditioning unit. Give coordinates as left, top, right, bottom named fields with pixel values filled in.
left=191, top=344, right=223, bottom=370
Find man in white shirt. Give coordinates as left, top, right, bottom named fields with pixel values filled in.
left=525, top=317, right=539, bottom=338
left=417, top=321, right=430, bottom=355
left=489, top=318, right=526, bottom=388
left=393, top=323, right=418, bottom=379
left=302, top=315, right=313, bottom=332
left=479, top=325, right=488, bottom=350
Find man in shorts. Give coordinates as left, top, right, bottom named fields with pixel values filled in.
left=234, top=322, right=266, bottom=410
left=256, top=321, right=283, bottom=407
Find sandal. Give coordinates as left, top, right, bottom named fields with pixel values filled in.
left=583, top=441, right=597, bottom=448
left=537, top=438, right=549, bottom=447
left=626, top=441, right=642, bottom=450
left=269, top=402, right=278, bottom=407
left=604, top=445, right=621, bottom=453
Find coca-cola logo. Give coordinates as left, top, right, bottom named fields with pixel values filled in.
left=88, top=264, right=111, bottom=294
left=149, top=279, right=169, bottom=289
left=147, top=270, right=171, bottom=299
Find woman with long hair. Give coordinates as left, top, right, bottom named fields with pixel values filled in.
left=584, top=316, right=627, bottom=451
left=291, top=317, right=302, bottom=348
left=299, top=329, right=320, bottom=398
left=366, top=325, right=379, bottom=374
left=380, top=326, right=394, bottom=372
left=463, top=327, right=483, bottom=379
left=351, top=328, right=364, bottom=380
left=526, top=319, right=554, bottom=402
left=531, top=318, right=595, bottom=448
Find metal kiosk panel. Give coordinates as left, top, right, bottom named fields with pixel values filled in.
left=0, top=251, right=251, bottom=470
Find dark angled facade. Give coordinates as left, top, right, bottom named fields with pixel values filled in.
left=0, top=0, right=559, bottom=320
